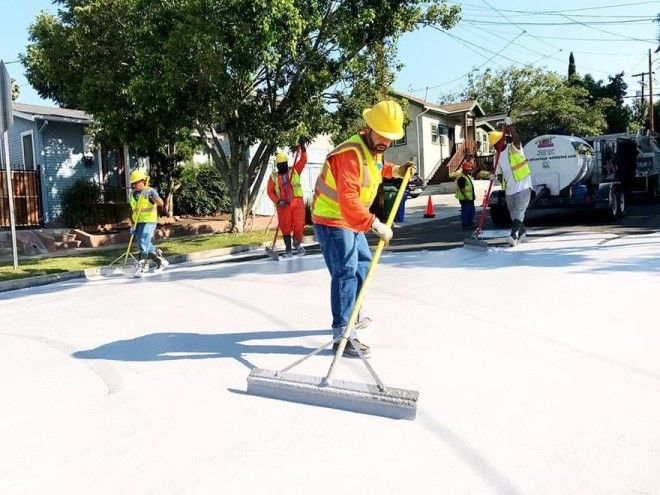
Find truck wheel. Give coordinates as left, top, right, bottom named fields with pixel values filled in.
left=490, top=205, right=511, bottom=226
left=616, top=188, right=626, bottom=218
left=600, top=189, right=618, bottom=222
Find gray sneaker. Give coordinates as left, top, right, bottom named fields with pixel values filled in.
left=333, top=339, right=371, bottom=358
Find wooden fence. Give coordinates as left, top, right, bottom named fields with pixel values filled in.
left=0, top=170, right=43, bottom=228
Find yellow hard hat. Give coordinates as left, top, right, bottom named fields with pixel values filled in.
left=488, top=131, right=504, bottom=146
left=275, top=152, right=288, bottom=164
left=129, top=169, right=148, bottom=184
left=362, top=100, right=405, bottom=140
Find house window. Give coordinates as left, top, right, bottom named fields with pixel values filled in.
left=431, top=124, right=439, bottom=144
left=21, top=131, right=35, bottom=170
left=394, top=126, right=407, bottom=146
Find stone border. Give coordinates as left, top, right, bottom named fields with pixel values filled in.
left=0, top=235, right=317, bottom=294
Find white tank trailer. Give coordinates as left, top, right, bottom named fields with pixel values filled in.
left=487, top=133, right=660, bottom=225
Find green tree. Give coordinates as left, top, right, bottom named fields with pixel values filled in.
left=22, top=0, right=460, bottom=232
left=462, top=66, right=612, bottom=142
left=11, top=79, right=19, bottom=100
left=568, top=52, right=576, bottom=80
left=574, top=72, right=631, bottom=133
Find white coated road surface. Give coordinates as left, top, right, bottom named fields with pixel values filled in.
left=1, top=230, right=659, bottom=494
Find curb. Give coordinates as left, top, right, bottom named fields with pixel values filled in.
left=0, top=234, right=318, bottom=294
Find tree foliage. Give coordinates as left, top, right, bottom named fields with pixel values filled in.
left=461, top=66, right=612, bottom=142
left=22, top=0, right=460, bottom=231
left=572, top=72, right=631, bottom=133
left=11, top=79, right=19, bottom=101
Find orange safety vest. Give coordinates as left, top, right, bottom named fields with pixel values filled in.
left=312, top=134, right=382, bottom=222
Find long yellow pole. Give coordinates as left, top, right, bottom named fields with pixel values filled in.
left=324, top=166, right=413, bottom=381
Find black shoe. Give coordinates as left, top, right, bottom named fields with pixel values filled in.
left=333, top=339, right=371, bottom=357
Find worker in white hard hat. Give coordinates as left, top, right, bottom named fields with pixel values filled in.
left=267, top=139, right=308, bottom=257
left=312, top=100, right=414, bottom=357
left=128, top=169, right=168, bottom=277
left=488, top=118, right=532, bottom=246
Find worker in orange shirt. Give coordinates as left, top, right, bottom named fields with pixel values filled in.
left=312, top=100, right=413, bottom=357
left=267, top=141, right=308, bottom=257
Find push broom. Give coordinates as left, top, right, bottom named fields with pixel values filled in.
left=100, top=178, right=150, bottom=276
left=247, top=167, right=419, bottom=420
left=463, top=146, right=503, bottom=250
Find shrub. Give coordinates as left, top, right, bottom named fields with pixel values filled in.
left=175, top=162, right=231, bottom=216
left=60, top=179, right=129, bottom=227
left=476, top=170, right=491, bottom=180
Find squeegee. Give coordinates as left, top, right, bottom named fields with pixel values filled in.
left=247, top=167, right=419, bottom=420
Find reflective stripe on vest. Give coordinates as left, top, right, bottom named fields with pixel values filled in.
left=508, top=145, right=531, bottom=181
left=312, top=134, right=382, bottom=221
left=129, top=190, right=158, bottom=223
left=273, top=170, right=303, bottom=198
left=455, top=173, right=475, bottom=201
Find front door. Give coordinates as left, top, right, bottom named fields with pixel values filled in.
left=101, top=147, right=126, bottom=202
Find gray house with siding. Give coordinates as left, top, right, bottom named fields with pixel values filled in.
left=0, top=102, right=146, bottom=224
left=386, top=91, right=494, bottom=183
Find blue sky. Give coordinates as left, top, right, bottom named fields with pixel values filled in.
left=1, top=0, right=659, bottom=108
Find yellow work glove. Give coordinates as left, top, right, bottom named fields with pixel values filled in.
left=371, top=217, right=393, bottom=244
left=392, top=160, right=415, bottom=178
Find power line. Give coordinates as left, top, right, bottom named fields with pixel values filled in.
left=450, top=1, right=660, bottom=14
left=554, top=12, right=657, bottom=43
left=410, top=31, right=526, bottom=92
left=455, top=23, right=617, bottom=75
left=462, top=18, right=656, bottom=26
left=477, top=0, right=562, bottom=51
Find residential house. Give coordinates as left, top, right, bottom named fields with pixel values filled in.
left=386, top=91, right=494, bottom=184
left=0, top=102, right=147, bottom=226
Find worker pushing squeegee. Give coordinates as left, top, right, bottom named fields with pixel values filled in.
left=465, top=117, right=533, bottom=249
left=247, top=100, right=419, bottom=420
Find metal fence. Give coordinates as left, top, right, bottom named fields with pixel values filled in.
left=0, top=169, right=43, bottom=228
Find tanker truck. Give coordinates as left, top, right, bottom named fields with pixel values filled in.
left=488, top=134, right=628, bottom=225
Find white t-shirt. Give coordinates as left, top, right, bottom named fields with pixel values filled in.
left=496, top=144, right=532, bottom=196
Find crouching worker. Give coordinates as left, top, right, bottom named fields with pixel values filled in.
left=312, top=100, right=413, bottom=357
left=129, top=170, right=169, bottom=277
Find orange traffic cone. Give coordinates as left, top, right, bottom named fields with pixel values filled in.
left=423, top=195, right=436, bottom=218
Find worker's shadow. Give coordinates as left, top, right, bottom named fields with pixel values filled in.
left=72, top=329, right=333, bottom=370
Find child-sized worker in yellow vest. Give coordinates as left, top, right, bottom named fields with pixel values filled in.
left=455, top=158, right=476, bottom=230
left=129, top=170, right=169, bottom=277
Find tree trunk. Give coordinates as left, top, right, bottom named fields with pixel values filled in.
left=165, top=191, right=175, bottom=217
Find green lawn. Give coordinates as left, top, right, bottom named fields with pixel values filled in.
left=0, top=230, right=276, bottom=282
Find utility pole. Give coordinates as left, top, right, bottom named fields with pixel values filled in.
left=649, top=49, right=654, bottom=132
left=633, top=68, right=653, bottom=130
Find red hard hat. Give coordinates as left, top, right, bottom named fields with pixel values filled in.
left=461, top=161, right=474, bottom=171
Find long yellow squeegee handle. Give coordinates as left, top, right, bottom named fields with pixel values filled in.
left=325, top=166, right=413, bottom=381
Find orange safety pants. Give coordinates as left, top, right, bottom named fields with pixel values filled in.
left=277, top=202, right=305, bottom=243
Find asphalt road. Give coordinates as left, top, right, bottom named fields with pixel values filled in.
left=387, top=195, right=660, bottom=252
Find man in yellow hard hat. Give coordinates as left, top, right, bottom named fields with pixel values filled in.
left=312, top=100, right=413, bottom=357
left=128, top=169, right=168, bottom=277
left=488, top=118, right=532, bottom=246
left=267, top=140, right=308, bottom=257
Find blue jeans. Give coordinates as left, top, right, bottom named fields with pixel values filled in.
left=314, top=224, right=372, bottom=339
left=134, top=222, right=157, bottom=257
left=460, top=200, right=475, bottom=228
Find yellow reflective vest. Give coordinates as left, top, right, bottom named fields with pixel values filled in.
left=508, top=144, right=531, bottom=182
left=312, top=134, right=383, bottom=222
left=129, top=189, right=158, bottom=223
left=455, top=173, right=475, bottom=201
left=272, top=169, right=303, bottom=198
